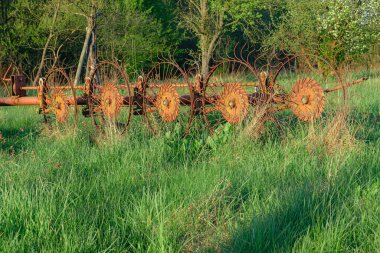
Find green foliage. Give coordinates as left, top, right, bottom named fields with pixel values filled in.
left=0, top=0, right=379, bottom=75
left=0, top=0, right=178, bottom=75
left=227, top=0, right=263, bottom=30
left=96, top=2, right=168, bottom=73
left=266, top=0, right=322, bottom=53
left=205, top=123, right=233, bottom=150
left=141, top=0, right=184, bottom=46
left=317, top=0, right=380, bottom=65
left=0, top=0, right=48, bottom=66
left=267, top=0, right=380, bottom=67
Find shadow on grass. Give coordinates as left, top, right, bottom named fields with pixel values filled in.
left=0, top=126, right=41, bottom=153
left=262, top=102, right=379, bottom=146
left=349, top=109, right=379, bottom=144
left=219, top=154, right=379, bottom=252
left=224, top=184, right=321, bottom=252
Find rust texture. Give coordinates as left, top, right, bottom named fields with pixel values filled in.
left=155, top=85, right=180, bottom=122
left=288, top=78, right=326, bottom=121
left=87, top=61, right=132, bottom=134
left=99, top=83, right=123, bottom=119
left=218, top=84, right=249, bottom=124
left=50, top=89, right=69, bottom=123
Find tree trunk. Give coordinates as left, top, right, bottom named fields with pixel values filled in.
left=85, top=15, right=98, bottom=78
left=74, top=2, right=97, bottom=86
left=200, top=0, right=208, bottom=81
left=32, top=0, right=61, bottom=86
left=198, top=0, right=223, bottom=83
left=201, top=38, right=210, bottom=82
left=85, top=36, right=93, bottom=78
left=74, top=22, right=93, bottom=86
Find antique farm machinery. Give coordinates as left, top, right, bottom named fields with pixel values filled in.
left=0, top=53, right=368, bottom=135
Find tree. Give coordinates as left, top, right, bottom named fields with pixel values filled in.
left=0, top=0, right=172, bottom=80
left=33, top=0, right=61, bottom=86
left=227, top=0, right=274, bottom=43
left=317, top=0, right=380, bottom=66
left=0, top=0, right=49, bottom=74
left=96, top=0, right=169, bottom=73
left=63, top=0, right=99, bottom=85
left=179, top=0, right=228, bottom=80
left=66, top=0, right=170, bottom=82
left=0, top=0, right=84, bottom=78
left=179, top=0, right=265, bottom=80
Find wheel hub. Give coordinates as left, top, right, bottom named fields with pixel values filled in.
left=229, top=100, right=236, bottom=109
left=163, top=98, right=169, bottom=107
left=301, top=96, right=309, bottom=105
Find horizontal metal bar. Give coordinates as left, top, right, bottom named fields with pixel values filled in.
left=19, top=86, right=38, bottom=90
left=20, top=85, right=85, bottom=91
left=68, top=97, right=87, bottom=105
left=129, top=82, right=259, bottom=89
left=0, top=96, right=87, bottom=106
left=0, top=92, right=286, bottom=107
left=324, top=78, right=368, bottom=93
left=0, top=97, right=40, bottom=106
left=18, top=82, right=260, bottom=90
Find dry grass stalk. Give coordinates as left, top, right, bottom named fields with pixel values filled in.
left=243, top=101, right=270, bottom=140
left=307, top=107, right=357, bottom=158
left=307, top=120, right=321, bottom=154
left=179, top=180, right=233, bottom=252
left=95, top=123, right=125, bottom=147
left=40, top=122, right=77, bottom=140
left=323, top=109, right=356, bottom=155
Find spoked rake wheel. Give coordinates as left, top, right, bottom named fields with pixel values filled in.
left=271, top=54, right=345, bottom=126
left=99, top=83, right=123, bottom=119
left=202, top=59, right=264, bottom=133
left=88, top=61, right=132, bottom=134
left=42, top=68, right=78, bottom=128
left=143, top=62, right=194, bottom=136
left=154, top=84, right=180, bottom=122
left=216, top=84, right=249, bottom=124
left=288, top=78, right=325, bottom=121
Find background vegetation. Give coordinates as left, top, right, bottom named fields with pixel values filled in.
left=0, top=0, right=379, bottom=78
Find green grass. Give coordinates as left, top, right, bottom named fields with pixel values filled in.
left=0, top=76, right=379, bottom=252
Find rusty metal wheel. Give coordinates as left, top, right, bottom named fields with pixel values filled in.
left=271, top=54, right=345, bottom=124
left=42, top=68, right=78, bottom=128
left=288, top=78, right=326, bottom=121
left=154, top=84, right=180, bottom=122
left=218, top=84, right=249, bottom=124
left=202, top=59, right=264, bottom=133
left=88, top=61, right=132, bottom=134
left=99, top=83, right=123, bottom=119
left=143, top=62, right=194, bottom=135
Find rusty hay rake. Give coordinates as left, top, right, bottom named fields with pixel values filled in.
left=0, top=53, right=368, bottom=136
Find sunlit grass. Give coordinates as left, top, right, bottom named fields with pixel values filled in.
left=0, top=75, right=379, bottom=252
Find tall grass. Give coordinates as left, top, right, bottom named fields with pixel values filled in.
left=0, top=77, right=379, bottom=252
